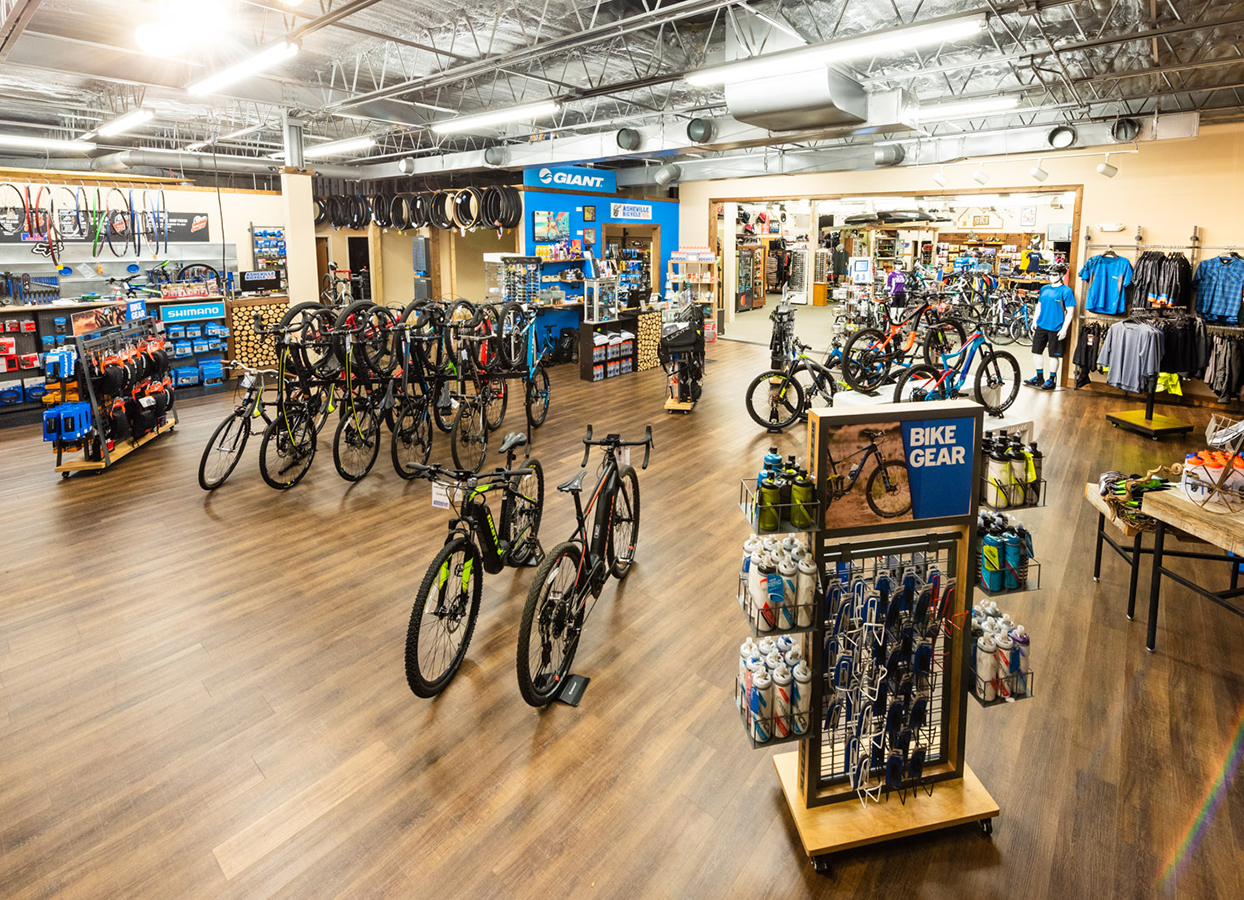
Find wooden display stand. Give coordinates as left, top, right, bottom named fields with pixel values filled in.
left=763, top=400, right=997, bottom=872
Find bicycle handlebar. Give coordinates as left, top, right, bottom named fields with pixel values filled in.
left=580, top=423, right=655, bottom=470
left=223, top=360, right=278, bottom=376
left=409, top=462, right=534, bottom=485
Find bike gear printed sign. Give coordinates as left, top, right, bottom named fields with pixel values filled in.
left=810, top=400, right=982, bottom=537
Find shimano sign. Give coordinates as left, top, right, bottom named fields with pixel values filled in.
left=523, top=165, right=616, bottom=193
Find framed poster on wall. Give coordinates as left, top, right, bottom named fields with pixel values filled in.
left=583, top=205, right=596, bottom=222
left=533, top=211, right=569, bottom=242
left=583, top=228, right=596, bottom=247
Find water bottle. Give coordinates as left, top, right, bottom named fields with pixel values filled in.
left=751, top=668, right=773, bottom=742
left=792, top=661, right=812, bottom=735
left=738, top=639, right=758, bottom=708
left=981, top=533, right=1004, bottom=592
left=771, top=665, right=793, bottom=739
left=757, top=477, right=781, bottom=533
left=1002, top=532, right=1021, bottom=590
left=1025, top=442, right=1044, bottom=505
left=759, top=446, right=782, bottom=488
left=778, top=559, right=798, bottom=629
left=1011, top=625, right=1030, bottom=695
left=755, top=555, right=777, bottom=632
left=790, top=471, right=815, bottom=529
left=795, top=558, right=817, bottom=627
left=976, top=635, right=997, bottom=701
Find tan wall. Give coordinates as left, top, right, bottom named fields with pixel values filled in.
left=151, top=186, right=284, bottom=272
left=452, top=227, right=518, bottom=301
left=315, top=224, right=429, bottom=307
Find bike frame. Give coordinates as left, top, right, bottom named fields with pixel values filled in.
left=928, top=332, right=991, bottom=394
left=437, top=461, right=536, bottom=576
left=825, top=441, right=887, bottom=496
left=564, top=452, right=625, bottom=601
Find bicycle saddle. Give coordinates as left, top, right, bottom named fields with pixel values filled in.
left=557, top=471, right=588, bottom=493
left=498, top=431, right=528, bottom=454
left=861, top=429, right=886, bottom=441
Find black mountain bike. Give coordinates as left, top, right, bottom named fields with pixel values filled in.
left=516, top=425, right=653, bottom=707
left=197, top=362, right=276, bottom=490
left=745, top=338, right=839, bottom=432
left=826, top=428, right=912, bottom=518
left=404, top=432, right=545, bottom=698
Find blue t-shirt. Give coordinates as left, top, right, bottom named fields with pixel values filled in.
left=1079, top=255, right=1134, bottom=314
left=1035, top=284, right=1076, bottom=331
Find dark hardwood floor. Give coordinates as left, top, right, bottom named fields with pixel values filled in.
left=1, top=339, right=1242, bottom=899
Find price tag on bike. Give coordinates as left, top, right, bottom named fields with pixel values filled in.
left=240, top=373, right=255, bottom=390
left=621, top=447, right=630, bottom=466
left=431, top=481, right=460, bottom=509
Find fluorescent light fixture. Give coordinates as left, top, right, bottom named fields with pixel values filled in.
left=687, top=15, right=986, bottom=86
left=0, top=133, right=96, bottom=153
left=220, top=123, right=265, bottom=141
left=97, top=108, right=154, bottom=137
left=920, top=96, right=1021, bottom=121
left=1030, top=159, right=1049, bottom=182
left=302, top=136, right=376, bottom=159
left=431, top=101, right=560, bottom=134
left=933, top=166, right=948, bottom=187
left=188, top=41, right=299, bottom=96
left=751, top=11, right=806, bottom=42
left=972, top=166, right=989, bottom=185
left=1097, top=154, right=1118, bottom=178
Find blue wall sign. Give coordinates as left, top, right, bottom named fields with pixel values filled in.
left=160, top=301, right=226, bottom=322
left=900, top=417, right=976, bottom=519
left=524, top=165, right=617, bottom=193
left=125, top=299, right=148, bottom=321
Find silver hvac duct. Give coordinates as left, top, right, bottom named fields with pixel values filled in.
left=0, top=157, right=167, bottom=177
left=89, top=149, right=360, bottom=179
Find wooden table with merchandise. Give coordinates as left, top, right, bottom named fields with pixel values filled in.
left=1141, top=489, right=1244, bottom=651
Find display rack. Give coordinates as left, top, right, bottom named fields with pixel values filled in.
left=249, top=223, right=286, bottom=269
left=667, top=249, right=717, bottom=318
left=738, top=400, right=997, bottom=875
left=484, top=254, right=542, bottom=304
left=1099, top=309, right=1194, bottom=440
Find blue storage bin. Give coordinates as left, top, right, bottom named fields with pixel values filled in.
left=199, top=358, right=224, bottom=385
left=42, top=406, right=60, bottom=441
left=172, top=366, right=200, bottom=386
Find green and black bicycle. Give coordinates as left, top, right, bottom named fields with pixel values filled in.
left=403, top=432, right=545, bottom=698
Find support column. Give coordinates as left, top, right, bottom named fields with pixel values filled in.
left=368, top=221, right=385, bottom=306
left=280, top=170, right=317, bottom=304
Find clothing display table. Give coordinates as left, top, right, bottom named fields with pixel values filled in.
left=1142, top=491, right=1244, bottom=651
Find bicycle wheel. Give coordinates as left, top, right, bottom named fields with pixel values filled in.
left=431, top=385, right=455, bottom=433
left=450, top=402, right=488, bottom=472
left=482, top=376, right=508, bottom=431
left=516, top=541, right=583, bottom=707
left=391, top=398, right=432, bottom=478
left=1009, top=314, right=1034, bottom=347
left=198, top=412, right=249, bottom=490
left=865, top=460, right=912, bottom=518
left=498, top=302, right=526, bottom=369
left=745, top=370, right=804, bottom=431
left=841, top=329, right=892, bottom=392
left=525, top=365, right=550, bottom=428
left=501, top=458, right=544, bottom=565
left=974, top=350, right=1022, bottom=416
left=259, top=405, right=316, bottom=489
left=405, top=536, right=482, bottom=698
left=893, top=364, right=946, bottom=404
left=921, top=320, right=967, bottom=366
left=608, top=464, right=641, bottom=579
left=333, top=405, right=381, bottom=481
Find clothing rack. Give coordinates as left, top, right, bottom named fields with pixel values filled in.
left=1102, top=308, right=1195, bottom=440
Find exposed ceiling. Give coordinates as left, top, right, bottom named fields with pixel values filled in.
left=0, top=0, right=1243, bottom=184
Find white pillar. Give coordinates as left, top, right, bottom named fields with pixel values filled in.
left=723, top=201, right=738, bottom=324
left=280, top=170, right=318, bottom=304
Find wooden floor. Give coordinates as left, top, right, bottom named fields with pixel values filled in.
left=1, top=340, right=1242, bottom=899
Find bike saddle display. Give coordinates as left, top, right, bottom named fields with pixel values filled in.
left=557, top=471, right=588, bottom=493
left=861, top=429, right=886, bottom=440
left=498, top=431, right=528, bottom=453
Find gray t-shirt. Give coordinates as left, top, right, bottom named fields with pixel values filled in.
left=1098, top=321, right=1163, bottom=393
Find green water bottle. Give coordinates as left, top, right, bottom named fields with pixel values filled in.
left=790, top=471, right=815, bottom=529
left=758, top=477, right=781, bottom=533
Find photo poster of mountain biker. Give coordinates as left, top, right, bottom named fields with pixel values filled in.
left=810, top=401, right=984, bottom=536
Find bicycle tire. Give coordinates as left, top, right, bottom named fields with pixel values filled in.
left=501, top=457, right=544, bottom=566
left=893, top=363, right=946, bottom=404
left=450, top=403, right=488, bottom=472
left=1009, top=315, right=1034, bottom=347
left=525, top=365, right=550, bottom=428
left=498, top=301, right=526, bottom=369
left=331, top=299, right=376, bottom=369
left=841, top=328, right=892, bottom=392
left=974, top=350, right=1021, bottom=416
left=391, top=397, right=432, bottom=478
left=921, top=319, right=967, bottom=366
left=516, top=541, right=583, bottom=707
left=865, top=460, right=912, bottom=518
left=482, top=377, right=508, bottom=432
left=333, top=405, right=381, bottom=481
left=405, top=536, right=482, bottom=698
left=0, top=182, right=27, bottom=236
left=259, top=405, right=316, bottom=489
left=608, top=464, right=641, bottom=579
left=745, top=370, right=804, bottom=431
left=198, top=411, right=249, bottom=490
left=432, top=390, right=455, bottom=433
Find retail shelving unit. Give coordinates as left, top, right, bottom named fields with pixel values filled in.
left=738, top=400, right=997, bottom=875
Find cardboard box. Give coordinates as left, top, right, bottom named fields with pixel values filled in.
left=0, top=337, right=14, bottom=355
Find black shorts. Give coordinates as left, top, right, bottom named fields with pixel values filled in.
left=1032, top=327, right=1064, bottom=357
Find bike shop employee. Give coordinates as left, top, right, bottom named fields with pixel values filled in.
left=1026, top=267, right=1076, bottom=391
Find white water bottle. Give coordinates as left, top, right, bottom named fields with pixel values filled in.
left=771, top=665, right=793, bottom=739
left=994, top=633, right=1015, bottom=699
left=778, top=559, right=798, bottom=629
left=751, top=669, right=773, bottom=742
left=795, top=558, right=816, bottom=628
left=976, top=635, right=998, bottom=701
left=738, top=639, right=758, bottom=708
left=755, top=554, right=776, bottom=632
left=792, top=661, right=812, bottom=735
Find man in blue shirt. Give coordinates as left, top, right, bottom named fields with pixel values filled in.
left=1025, top=269, right=1077, bottom=390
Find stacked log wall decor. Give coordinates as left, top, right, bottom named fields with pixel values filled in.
left=635, top=310, right=661, bottom=371
left=227, top=297, right=289, bottom=370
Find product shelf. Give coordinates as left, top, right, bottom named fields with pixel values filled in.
left=734, top=676, right=811, bottom=750
left=739, top=479, right=820, bottom=535
left=737, top=576, right=819, bottom=638
left=980, top=477, right=1047, bottom=510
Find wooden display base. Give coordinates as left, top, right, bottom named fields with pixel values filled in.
left=56, top=422, right=175, bottom=473
left=664, top=398, right=695, bottom=413
left=1106, top=409, right=1194, bottom=440
left=774, top=752, right=998, bottom=868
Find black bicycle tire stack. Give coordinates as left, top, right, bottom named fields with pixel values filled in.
left=312, top=186, right=522, bottom=233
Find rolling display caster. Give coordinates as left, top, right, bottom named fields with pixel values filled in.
left=979, top=817, right=994, bottom=836
left=811, top=855, right=832, bottom=876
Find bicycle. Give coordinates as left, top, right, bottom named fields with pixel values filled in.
left=893, top=330, right=1022, bottom=417
left=197, top=362, right=277, bottom=490
left=321, top=263, right=354, bottom=306
left=840, top=296, right=965, bottom=393
left=404, top=434, right=545, bottom=697
left=516, top=424, right=653, bottom=706
left=824, top=428, right=912, bottom=518
left=745, top=338, right=839, bottom=432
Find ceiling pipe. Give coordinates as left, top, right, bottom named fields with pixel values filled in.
left=88, top=149, right=360, bottom=179
left=0, top=156, right=167, bottom=177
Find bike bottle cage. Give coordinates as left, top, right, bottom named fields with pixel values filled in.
left=557, top=471, right=588, bottom=493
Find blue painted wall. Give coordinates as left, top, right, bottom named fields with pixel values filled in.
left=520, top=190, right=680, bottom=297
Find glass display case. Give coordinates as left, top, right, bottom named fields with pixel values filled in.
left=585, top=276, right=620, bottom=323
